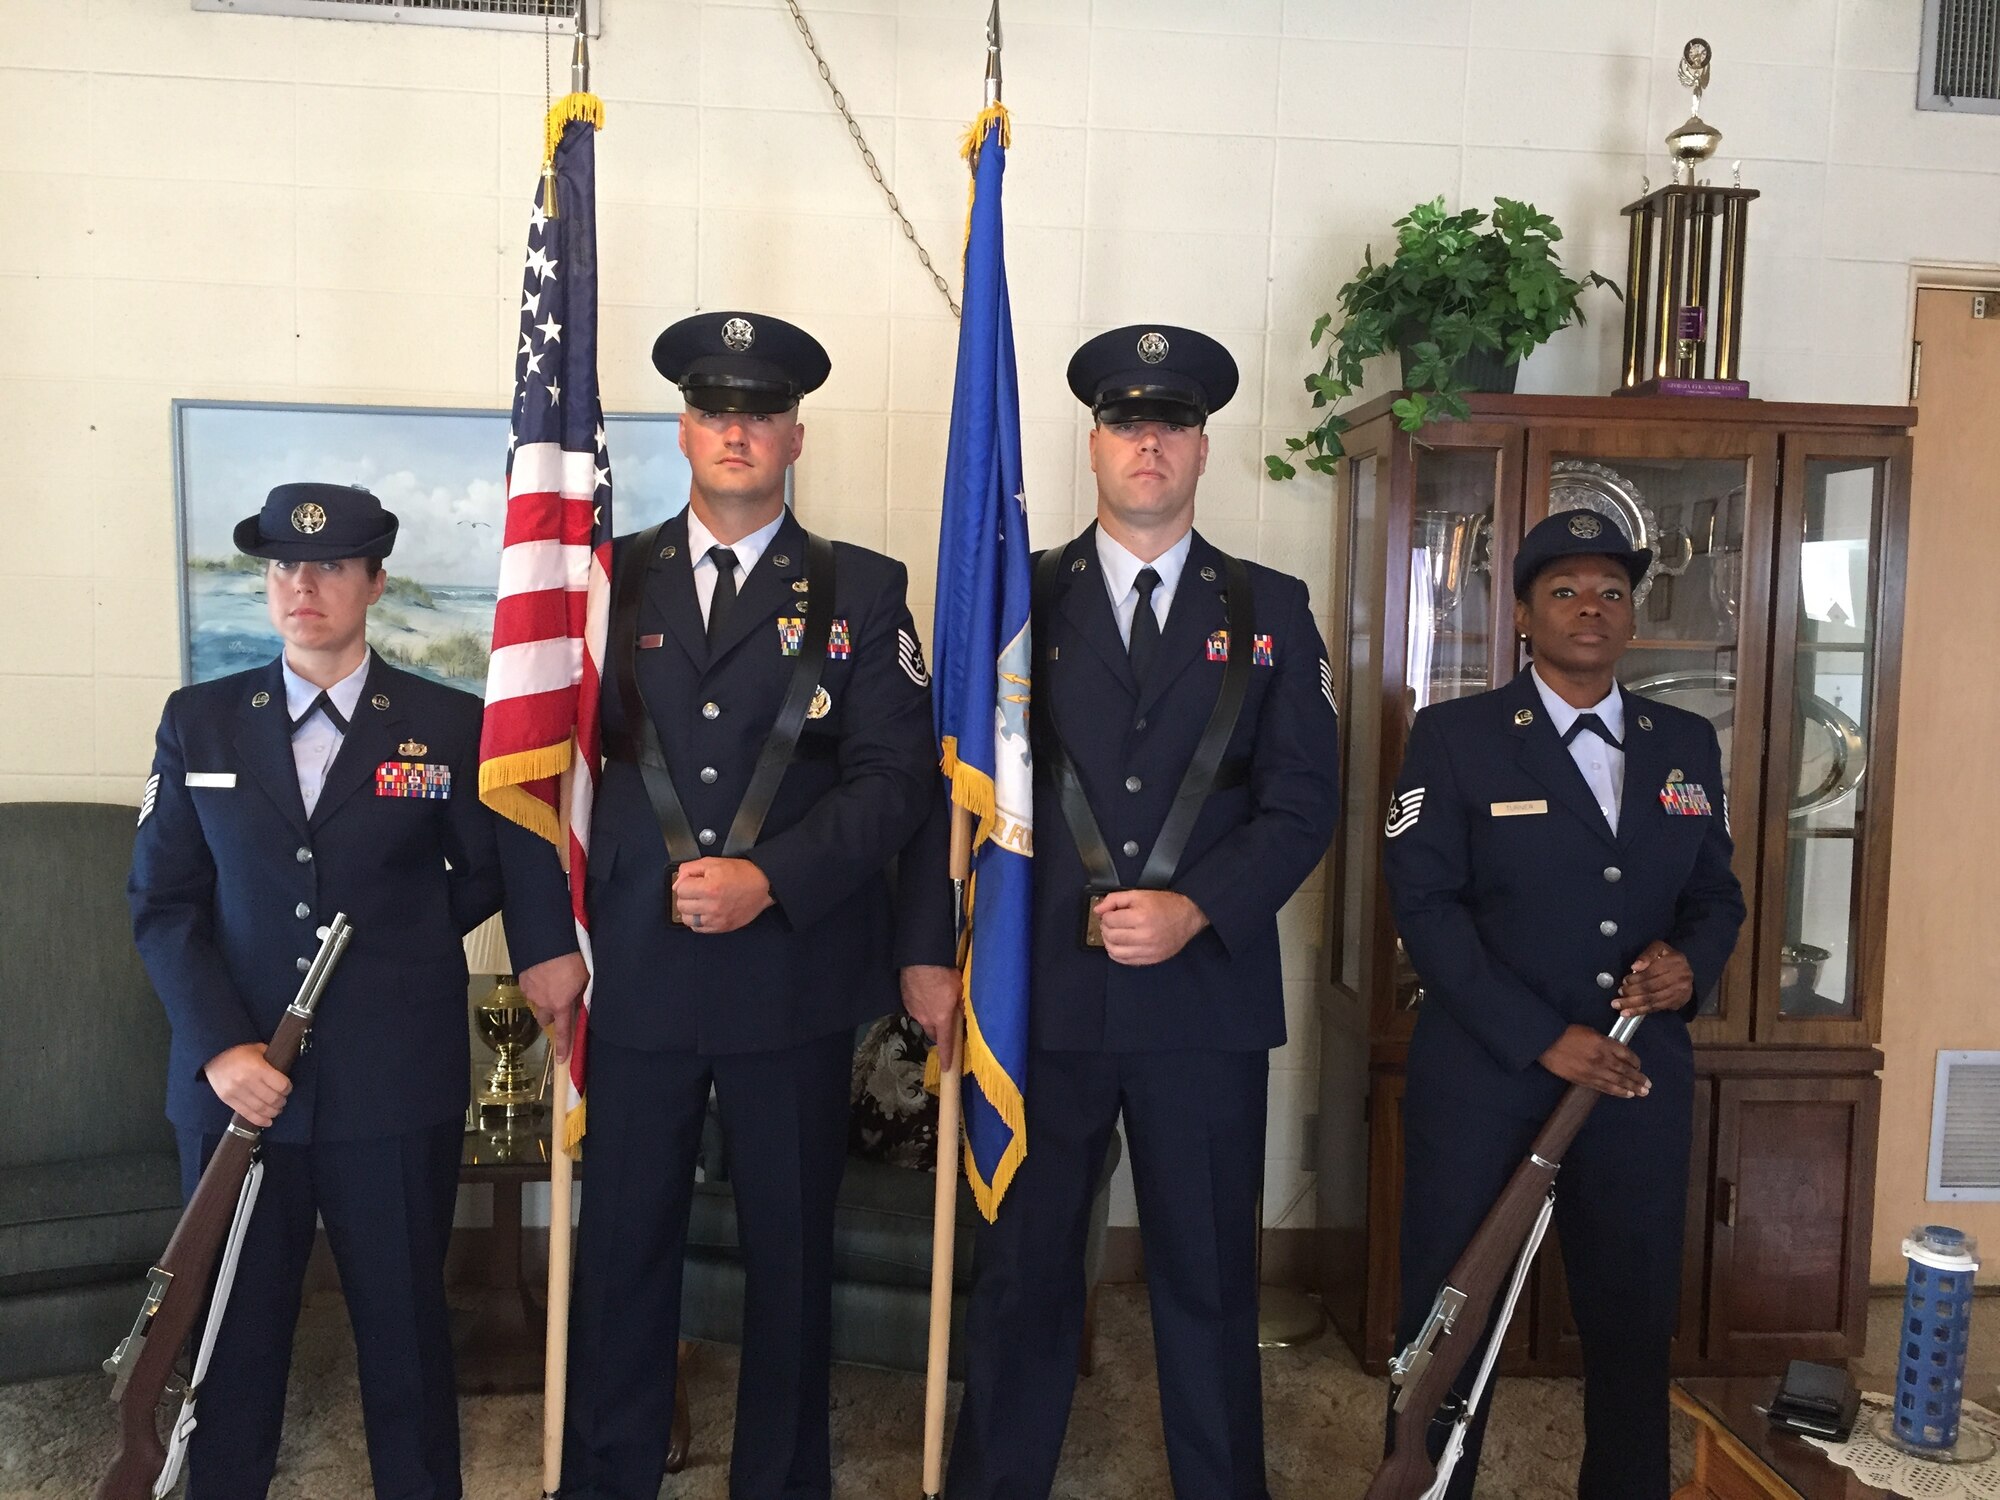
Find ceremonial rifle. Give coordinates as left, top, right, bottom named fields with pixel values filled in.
left=96, top=914, right=353, bottom=1500
left=1365, top=1012, right=1644, bottom=1500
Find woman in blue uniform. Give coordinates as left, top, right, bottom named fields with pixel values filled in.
left=129, top=483, right=504, bottom=1500
left=1383, top=508, right=1747, bottom=1500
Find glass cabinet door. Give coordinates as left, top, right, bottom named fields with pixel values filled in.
left=1760, top=436, right=1909, bottom=1043
left=1528, top=429, right=1781, bottom=1042
left=1332, top=440, right=1386, bottom=1007
left=1387, top=428, right=1522, bottom=1024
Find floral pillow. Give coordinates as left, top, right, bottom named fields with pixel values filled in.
left=849, top=1013, right=939, bottom=1170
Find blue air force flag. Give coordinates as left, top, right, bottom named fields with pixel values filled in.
left=933, top=105, right=1032, bottom=1220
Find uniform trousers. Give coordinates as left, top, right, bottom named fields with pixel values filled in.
left=174, top=1120, right=464, bottom=1500
left=1391, top=1088, right=1691, bottom=1500
left=946, top=1047, right=1270, bottom=1500
left=560, top=1028, right=853, bottom=1500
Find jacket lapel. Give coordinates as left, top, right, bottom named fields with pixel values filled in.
left=233, top=659, right=309, bottom=839
left=1616, top=686, right=1668, bottom=849
left=704, top=511, right=806, bottom=673
left=1136, top=530, right=1228, bottom=720
left=1504, top=672, right=1618, bottom=848
left=1054, top=526, right=1135, bottom=696
left=644, top=512, right=707, bottom=670
left=309, top=657, right=406, bottom=830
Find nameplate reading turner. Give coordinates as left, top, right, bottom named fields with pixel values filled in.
left=1490, top=799, right=1549, bottom=817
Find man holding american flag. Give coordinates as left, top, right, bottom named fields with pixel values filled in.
left=499, top=311, right=938, bottom=1500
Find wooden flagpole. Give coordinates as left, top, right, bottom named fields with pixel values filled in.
left=921, top=805, right=974, bottom=1498
left=540, top=1067, right=575, bottom=1500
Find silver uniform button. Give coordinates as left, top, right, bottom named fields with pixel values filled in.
left=698, top=828, right=717, bottom=847
left=1121, top=839, right=1141, bottom=857
left=700, top=766, right=718, bottom=784
left=1603, top=866, right=1622, bottom=882
left=296, top=847, right=312, bottom=863
left=1125, top=776, right=1142, bottom=793
left=296, top=956, right=312, bottom=973
left=296, top=902, right=311, bottom=920
left=1596, top=972, right=1616, bottom=990
left=702, top=702, right=720, bottom=720
left=1600, top=919, right=1618, bottom=937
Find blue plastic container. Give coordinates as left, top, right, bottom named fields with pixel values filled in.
left=1894, top=1225, right=1980, bottom=1450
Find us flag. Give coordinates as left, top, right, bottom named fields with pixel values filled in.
left=479, top=97, right=610, bottom=1146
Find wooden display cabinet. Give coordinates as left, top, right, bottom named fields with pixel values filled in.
left=1313, top=392, right=1910, bottom=1377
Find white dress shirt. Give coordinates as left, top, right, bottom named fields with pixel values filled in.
left=686, top=506, right=787, bottom=626
left=1095, top=526, right=1193, bottom=647
left=283, top=651, right=372, bottom=817
left=1531, top=665, right=1626, bottom=835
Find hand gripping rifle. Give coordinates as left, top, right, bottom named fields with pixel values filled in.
left=96, top=914, right=354, bottom=1500
left=1365, top=1013, right=1644, bottom=1500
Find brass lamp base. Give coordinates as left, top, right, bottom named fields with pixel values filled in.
left=1257, top=1285, right=1325, bottom=1349
left=474, top=976, right=546, bottom=1119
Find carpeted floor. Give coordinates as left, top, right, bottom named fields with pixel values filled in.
left=4, top=1283, right=1692, bottom=1499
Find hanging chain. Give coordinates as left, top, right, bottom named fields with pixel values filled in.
left=543, top=14, right=552, bottom=113
left=782, top=0, right=961, bottom=319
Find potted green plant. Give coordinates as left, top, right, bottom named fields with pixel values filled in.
left=1267, top=197, right=1619, bottom=479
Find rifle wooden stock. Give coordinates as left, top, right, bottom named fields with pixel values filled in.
left=96, top=915, right=351, bottom=1500
left=1366, top=1020, right=1640, bottom=1500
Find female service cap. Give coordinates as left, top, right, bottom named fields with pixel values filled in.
left=651, top=311, right=832, bottom=415
left=1512, top=508, right=1653, bottom=599
left=233, top=483, right=399, bottom=563
left=1066, top=324, right=1239, bottom=425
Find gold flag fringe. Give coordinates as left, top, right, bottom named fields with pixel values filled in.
left=542, top=91, right=605, bottom=170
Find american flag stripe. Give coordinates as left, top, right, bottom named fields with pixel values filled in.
left=479, top=94, right=611, bottom=1149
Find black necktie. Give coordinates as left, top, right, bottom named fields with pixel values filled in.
left=1129, top=567, right=1162, bottom=684
left=1562, top=712, right=1622, bottom=750
left=290, top=692, right=348, bottom=736
left=706, top=546, right=739, bottom=649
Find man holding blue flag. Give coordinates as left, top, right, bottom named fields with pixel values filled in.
left=903, top=322, right=1341, bottom=1499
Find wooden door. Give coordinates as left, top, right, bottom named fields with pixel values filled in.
left=1706, top=1075, right=1879, bottom=1369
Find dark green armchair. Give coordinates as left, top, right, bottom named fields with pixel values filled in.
left=0, top=802, right=181, bottom=1384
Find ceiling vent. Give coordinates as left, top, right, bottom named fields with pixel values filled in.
left=191, top=0, right=599, bottom=35
left=1928, top=1051, right=2000, bottom=1201
left=1919, top=0, right=2000, bottom=113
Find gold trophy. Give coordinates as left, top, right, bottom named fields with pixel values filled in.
left=463, top=914, right=547, bottom=1122
left=1615, top=39, right=1758, bottom=399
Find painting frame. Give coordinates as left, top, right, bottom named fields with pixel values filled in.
left=169, top=398, right=717, bottom=693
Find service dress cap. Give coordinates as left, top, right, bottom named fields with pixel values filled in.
left=1066, top=324, right=1239, bottom=425
left=233, top=482, right=399, bottom=563
left=1513, top=508, right=1654, bottom=599
left=652, top=311, right=832, bottom=414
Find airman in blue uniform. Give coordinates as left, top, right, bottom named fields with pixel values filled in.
left=900, top=325, right=1342, bottom=1500
left=498, top=312, right=938, bottom=1500
left=1383, top=508, right=1747, bottom=1500
left=129, top=482, right=504, bottom=1500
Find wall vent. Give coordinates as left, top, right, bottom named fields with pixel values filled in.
left=1928, top=1051, right=2000, bottom=1201
left=1919, top=0, right=2000, bottom=113
left=191, top=0, right=600, bottom=35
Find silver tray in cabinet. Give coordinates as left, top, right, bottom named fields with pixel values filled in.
left=1624, top=668, right=1868, bottom=818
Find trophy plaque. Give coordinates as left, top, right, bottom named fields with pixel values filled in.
left=1616, top=39, right=1758, bottom=399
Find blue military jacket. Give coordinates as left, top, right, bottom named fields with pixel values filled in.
left=500, top=509, right=937, bottom=1054
left=129, top=655, right=503, bottom=1144
left=1385, top=669, right=1746, bottom=1123
left=902, top=525, right=1341, bottom=1053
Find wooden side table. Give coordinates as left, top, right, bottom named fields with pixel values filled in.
left=1673, top=1378, right=1887, bottom=1500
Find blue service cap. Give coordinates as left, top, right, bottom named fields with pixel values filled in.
left=1513, top=508, right=1653, bottom=599
left=1067, top=324, right=1238, bottom=425
left=652, top=311, right=831, bottom=414
left=233, top=482, right=398, bottom=562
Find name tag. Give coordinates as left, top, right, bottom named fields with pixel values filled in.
left=637, top=633, right=665, bottom=650
left=1490, top=799, right=1547, bottom=817
left=185, top=772, right=237, bottom=788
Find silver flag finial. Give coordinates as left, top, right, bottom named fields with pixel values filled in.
left=984, top=0, right=1002, bottom=106
left=571, top=0, right=591, bottom=96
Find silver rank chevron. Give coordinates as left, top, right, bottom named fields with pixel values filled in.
left=1385, top=787, right=1425, bottom=838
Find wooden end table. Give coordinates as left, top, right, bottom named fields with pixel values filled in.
left=1674, top=1377, right=1887, bottom=1500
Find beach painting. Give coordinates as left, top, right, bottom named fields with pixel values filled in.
left=173, top=401, right=689, bottom=692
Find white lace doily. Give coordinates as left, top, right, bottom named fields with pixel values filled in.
left=1805, top=1394, right=2000, bottom=1498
